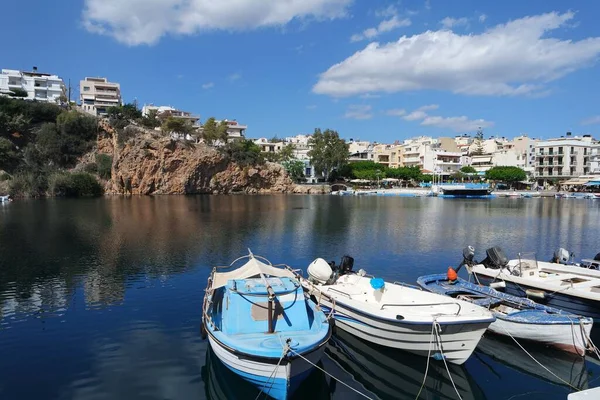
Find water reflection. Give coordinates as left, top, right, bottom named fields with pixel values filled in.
left=2, top=197, right=600, bottom=399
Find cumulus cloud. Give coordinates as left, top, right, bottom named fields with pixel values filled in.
left=440, top=17, right=469, bottom=29
left=385, top=108, right=406, bottom=116
left=350, top=15, right=411, bottom=42
left=82, top=0, right=352, bottom=45
left=395, top=105, right=492, bottom=132
left=581, top=116, right=600, bottom=125
left=201, top=82, right=214, bottom=89
left=314, top=12, right=600, bottom=97
left=344, top=104, right=373, bottom=120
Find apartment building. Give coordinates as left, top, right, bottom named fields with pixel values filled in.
left=80, top=77, right=122, bottom=116
left=253, top=138, right=284, bottom=154
left=0, top=68, right=66, bottom=103
left=142, top=104, right=200, bottom=126
left=373, top=144, right=403, bottom=168
left=348, top=139, right=374, bottom=162
left=507, top=135, right=537, bottom=173
left=284, top=134, right=318, bottom=182
left=535, top=134, right=597, bottom=180
left=216, top=120, right=247, bottom=141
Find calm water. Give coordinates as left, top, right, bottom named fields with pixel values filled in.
left=1, top=196, right=600, bottom=400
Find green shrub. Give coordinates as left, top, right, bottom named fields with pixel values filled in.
left=0, top=171, right=11, bottom=181
left=49, top=171, right=103, bottom=197
left=220, top=140, right=264, bottom=167
left=95, top=154, right=112, bottom=180
left=83, top=162, right=98, bottom=174
left=9, top=171, right=48, bottom=198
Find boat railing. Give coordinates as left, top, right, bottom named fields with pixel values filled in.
left=380, top=302, right=462, bottom=315
left=327, top=288, right=353, bottom=299
left=393, top=281, right=424, bottom=291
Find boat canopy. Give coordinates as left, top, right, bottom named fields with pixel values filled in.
left=212, top=256, right=294, bottom=289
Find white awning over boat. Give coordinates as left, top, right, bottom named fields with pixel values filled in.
left=212, top=256, right=294, bottom=289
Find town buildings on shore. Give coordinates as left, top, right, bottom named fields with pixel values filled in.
left=80, top=77, right=122, bottom=116
left=0, top=68, right=66, bottom=103
left=141, top=104, right=200, bottom=126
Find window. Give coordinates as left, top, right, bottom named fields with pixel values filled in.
left=83, top=86, right=90, bottom=91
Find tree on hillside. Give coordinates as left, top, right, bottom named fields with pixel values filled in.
left=139, top=109, right=161, bottom=129
left=471, top=127, right=485, bottom=155
left=161, top=117, right=194, bottom=139
left=0, top=137, right=18, bottom=171
left=279, top=144, right=295, bottom=163
left=485, top=166, right=526, bottom=187
left=283, top=160, right=305, bottom=183
left=217, top=121, right=229, bottom=142
left=9, top=88, right=28, bottom=98
left=307, top=128, right=348, bottom=181
left=220, top=140, right=263, bottom=167
left=460, top=166, right=477, bottom=174
left=202, top=117, right=219, bottom=145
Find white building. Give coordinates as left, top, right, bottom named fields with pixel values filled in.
left=506, top=135, right=537, bottom=174
left=535, top=134, right=597, bottom=181
left=0, top=68, right=66, bottom=103
left=348, top=139, right=374, bottom=162
left=216, top=120, right=247, bottom=141
left=284, top=134, right=319, bottom=183
left=423, top=149, right=462, bottom=175
left=253, top=138, right=284, bottom=154
left=142, top=104, right=200, bottom=126
left=80, top=77, right=122, bottom=116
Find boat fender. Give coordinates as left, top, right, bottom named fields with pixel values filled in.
left=370, top=278, right=385, bottom=290
left=447, top=267, right=458, bottom=283
left=525, top=289, right=546, bottom=300
left=433, top=353, right=445, bottom=361
left=200, top=322, right=207, bottom=340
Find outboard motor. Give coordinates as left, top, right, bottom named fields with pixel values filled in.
left=552, top=248, right=571, bottom=265
left=456, top=246, right=476, bottom=272
left=481, top=247, right=509, bottom=269
left=307, top=258, right=333, bottom=284
left=594, top=253, right=600, bottom=262
left=339, top=255, right=354, bottom=275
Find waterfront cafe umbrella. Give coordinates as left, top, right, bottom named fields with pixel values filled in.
left=382, top=178, right=399, bottom=182
left=562, top=178, right=590, bottom=186
left=350, top=179, right=370, bottom=183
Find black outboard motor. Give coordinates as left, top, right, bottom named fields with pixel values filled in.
left=456, top=246, right=476, bottom=272
left=339, top=255, right=354, bottom=275
left=594, top=253, right=600, bottom=262
left=481, top=246, right=509, bottom=269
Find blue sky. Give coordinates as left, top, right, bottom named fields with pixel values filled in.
left=3, top=0, right=600, bottom=143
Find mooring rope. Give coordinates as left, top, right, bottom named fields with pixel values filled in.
left=254, top=344, right=288, bottom=400
left=287, top=348, right=373, bottom=399
left=497, top=323, right=581, bottom=391
left=415, top=319, right=436, bottom=399
left=432, top=321, right=463, bottom=400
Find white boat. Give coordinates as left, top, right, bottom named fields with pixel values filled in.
left=202, top=252, right=331, bottom=400
left=466, top=246, right=600, bottom=321
left=0, top=195, right=10, bottom=203
left=295, top=256, right=495, bottom=365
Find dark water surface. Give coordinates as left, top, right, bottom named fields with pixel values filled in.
left=1, top=196, right=600, bottom=400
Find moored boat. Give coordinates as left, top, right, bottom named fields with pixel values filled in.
left=465, top=246, right=600, bottom=321
left=295, top=256, right=495, bottom=365
left=417, top=272, right=593, bottom=355
left=202, top=251, right=332, bottom=400
left=0, top=195, right=10, bottom=203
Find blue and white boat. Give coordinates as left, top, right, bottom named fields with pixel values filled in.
left=417, top=273, right=593, bottom=355
left=0, top=195, right=10, bottom=203
left=202, top=252, right=332, bottom=400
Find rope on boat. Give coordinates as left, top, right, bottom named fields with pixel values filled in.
left=287, top=347, right=374, bottom=399
left=497, top=323, right=581, bottom=391
left=254, top=344, right=289, bottom=400
left=415, top=319, right=463, bottom=400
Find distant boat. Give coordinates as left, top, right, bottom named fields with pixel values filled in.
left=0, top=195, right=10, bottom=203
left=417, top=272, right=593, bottom=355
left=434, top=184, right=493, bottom=198
left=326, top=328, right=485, bottom=400
left=296, top=256, right=495, bottom=365
left=464, top=246, right=600, bottom=321
left=202, top=251, right=332, bottom=400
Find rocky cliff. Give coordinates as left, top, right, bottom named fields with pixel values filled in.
left=95, top=124, right=296, bottom=195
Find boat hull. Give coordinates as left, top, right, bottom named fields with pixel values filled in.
left=207, top=333, right=324, bottom=400
left=319, top=301, right=489, bottom=365
left=488, top=316, right=591, bottom=355
left=475, top=274, right=600, bottom=321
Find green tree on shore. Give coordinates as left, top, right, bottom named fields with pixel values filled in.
left=471, top=128, right=485, bottom=155
left=161, top=117, right=194, bottom=138
left=283, top=160, right=305, bottom=183
left=308, top=128, right=348, bottom=181
left=485, top=166, right=526, bottom=187
left=460, top=166, right=477, bottom=174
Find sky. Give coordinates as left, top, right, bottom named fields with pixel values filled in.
left=3, top=0, right=600, bottom=143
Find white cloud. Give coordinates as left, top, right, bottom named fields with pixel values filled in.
left=421, top=115, right=493, bottom=132
left=440, top=17, right=469, bottom=29
left=306, top=104, right=317, bottom=110
left=201, top=82, right=214, bottom=89
left=344, top=104, right=373, bottom=120
left=385, top=108, right=406, bottom=116
left=581, top=116, right=600, bottom=125
left=314, top=12, right=600, bottom=97
left=375, top=5, right=398, bottom=18
left=351, top=16, right=411, bottom=42
left=359, top=93, right=381, bottom=99
left=228, top=73, right=241, bottom=82
left=479, top=14, right=487, bottom=23
left=82, top=0, right=352, bottom=45
left=399, top=105, right=492, bottom=132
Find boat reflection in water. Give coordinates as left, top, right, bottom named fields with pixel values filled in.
left=326, top=328, right=485, bottom=400
left=202, top=346, right=334, bottom=400
left=474, top=335, right=590, bottom=391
